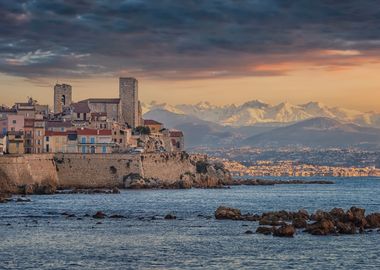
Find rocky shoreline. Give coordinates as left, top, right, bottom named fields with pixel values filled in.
left=215, top=206, right=380, bottom=237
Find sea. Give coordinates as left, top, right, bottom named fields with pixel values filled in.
left=0, top=177, right=379, bottom=270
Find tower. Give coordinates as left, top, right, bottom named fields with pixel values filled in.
left=54, top=84, right=72, bottom=113
left=119, top=77, right=139, bottom=128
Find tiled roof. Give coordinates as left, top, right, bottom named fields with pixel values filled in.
left=169, top=130, right=184, bottom=137
left=45, top=131, right=70, bottom=136
left=72, top=102, right=91, bottom=113
left=144, top=119, right=162, bottom=125
left=77, top=128, right=112, bottom=136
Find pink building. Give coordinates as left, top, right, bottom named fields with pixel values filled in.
left=0, top=115, right=25, bottom=135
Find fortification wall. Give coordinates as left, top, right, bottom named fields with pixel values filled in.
left=0, top=152, right=210, bottom=192
left=0, top=154, right=58, bottom=193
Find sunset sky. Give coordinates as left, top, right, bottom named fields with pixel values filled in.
left=1, top=0, right=380, bottom=112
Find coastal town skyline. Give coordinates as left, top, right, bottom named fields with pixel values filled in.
left=1, top=1, right=380, bottom=111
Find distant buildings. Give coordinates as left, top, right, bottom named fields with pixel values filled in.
left=0, top=77, right=185, bottom=155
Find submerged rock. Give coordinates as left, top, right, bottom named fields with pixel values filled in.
left=164, top=214, right=177, bottom=220
left=366, top=213, right=380, bottom=228
left=93, top=211, right=106, bottom=219
left=256, top=227, right=274, bottom=235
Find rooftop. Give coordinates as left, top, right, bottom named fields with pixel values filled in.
left=144, top=119, right=163, bottom=126
left=79, top=98, right=120, bottom=104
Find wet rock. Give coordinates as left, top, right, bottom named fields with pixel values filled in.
left=310, top=210, right=333, bottom=222
left=306, top=219, right=335, bottom=235
left=336, top=222, right=356, bottom=234
left=93, top=211, right=106, bottom=219
left=366, top=213, right=380, bottom=228
left=215, top=206, right=242, bottom=220
left=96, top=222, right=103, bottom=225
left=164, top=214, right=177, bottom=220
left=292, top=218, right=308, bottom=229
left=273, top=225, right=295, bottom=237
left=256, top=226, right=274, bottom=235
left=259, top=216, right=286, bottom=226
left=109, top=214, right=126, bottom=219
left=329, top=208, right=345, bottom=221
left=294, top=209, right=310, bottom=220
left=242, top=214, right=261, bottom=222
left=345, top=207, right=367, bottom=229
left=244, top=230, right=254, bottom=234
left=112, top=187, right=120, bottom=194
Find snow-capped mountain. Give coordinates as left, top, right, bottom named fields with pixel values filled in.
left=142, top=100, right=380, bottom=128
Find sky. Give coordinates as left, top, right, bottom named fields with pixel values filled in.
left=1, top=0, right=380, bottom=112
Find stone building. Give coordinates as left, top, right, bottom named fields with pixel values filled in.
left=119, top=77, right=140, bottom=128
left=78, top=98, right=120, bottom=122
left=144, top=119, right=163, bottom=134
left=54, top=84, right=72, bottom=113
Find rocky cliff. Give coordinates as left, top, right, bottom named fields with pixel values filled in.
left=0, top=152, right=232, bottom=194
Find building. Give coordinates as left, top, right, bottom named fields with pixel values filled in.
left=0, top=115, right=25, bottom=135
left=143, top=119, right=163, bottom=134
left=78, top=98, right=120, bottom=122
left=111, top=122, right=132, bottom=150
left=71, top=102, right=91, bottom=122
left=168, top=130, right=185, bottom=152
left=119, top=77, right=140, bottom=128
left=0, top=135, right=5, bottom=154
left=6, top=131, right=24, bottom=154
left=77, top=128, right=114, bottom=154
left=46, top=120, right=73, bottom=132
left=54, top=83, right=72, bottom=113
left=24, top=119, right=34, bottom=153
left=33, top=119, right=45, bottom=153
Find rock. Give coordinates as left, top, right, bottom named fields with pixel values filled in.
left=244, top=230, right=254, bottom=234
left=177, top=178, right=193, bottom=189
left=34, top=183, right=56, bottom=195
left=215, top=206, right=242, bottom=220
left=366, top=213, right=380, bottom=228
left=273, top=225, right=295, bottom=237
left=256, top=226, right=274, bottom=235
left=292, top=218, right=308, bottom=229
left=329, top=208, right=345, bottom=221
left=164, top=214, right=177, bottom=220
left=336, top=222, right=356, bottom=234
left=259, top=216, right=286, bottom=226
left=294, top=209, right=310, bottom=220
left=311, top=210, right=333, bottom=222
left=22, top=185, right=34, bottom=195
left=112, top=187, right=120, bottom=194
left=109, top=214, right=126, bottom=219
left=306, top=219, right=335, bottom=235
left=93, top=211, right=106, bottom=219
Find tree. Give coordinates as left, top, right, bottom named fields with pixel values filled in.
left=134, top=126, right=151, bottom=135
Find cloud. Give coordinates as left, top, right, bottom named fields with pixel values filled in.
left=0, top=0, right=380, bottom=79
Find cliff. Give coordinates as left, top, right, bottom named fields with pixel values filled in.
left=0, top=152, right=232, bottom=194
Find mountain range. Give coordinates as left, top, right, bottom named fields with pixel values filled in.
left=143, top=100, right=380, bottom=149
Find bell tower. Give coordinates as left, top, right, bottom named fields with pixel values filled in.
left=54, top=83, right=72, bottom=113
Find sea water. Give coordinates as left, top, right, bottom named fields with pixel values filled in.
left=0, top=177, right=379, bottom=269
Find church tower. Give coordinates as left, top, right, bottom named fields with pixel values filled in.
left=119, top=77, right=139, bottom=128
left=54, top=83, right=72, bottom=113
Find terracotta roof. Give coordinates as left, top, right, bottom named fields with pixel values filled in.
left=72, top=102, right=91, bottom=113
left=169, top=130, right=184, bottom=137
left=79, top=98, right=120, bottom=104
left=45, top=131, right=70, bottom=136
left=144, top=119, right=162, bottom=125
left=77, top=128, right=112, bottom=136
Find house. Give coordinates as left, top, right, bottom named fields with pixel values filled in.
left=24, top=119, right=34, bottom=153
left=143, top=119, right=163, bottom=134
left=44, top=131, right=68, bottom=153
left=46, top=120, right=73, bottom=132
left=71, top=102, right=91, bottom=122
left=33, top=119, right=45, bottom=154
left=77, top=128, right=114, bottom=154
left=6, top=131, right=24, bottom=154
left=0, top=135, right=5, bottom=154
left=168, top=130, right=185, bottom=152
left=0, top=115, right=25, bottom=135
left=111, top=122, right=132, bottom=150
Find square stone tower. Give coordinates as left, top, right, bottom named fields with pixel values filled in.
left=119, top=77, right=139, bottom=128
left=54, top=83, right=72, bottom=113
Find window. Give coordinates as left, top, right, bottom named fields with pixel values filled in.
left=12, top=120, right=16, bottom=124
left=119, top=139, right=122, bottom=143
left=46, top=136, right=49, bottom=142
left=46, top=145, right=50, bottom=153
left=81, top=137, right=86, bottom=144
left=82, top=146, right=86, bottom=153
left=77, top=113, right=80, bottom=119
left=90, top=146, right=95, bottom=154
left=102, top=146, right=106, bottom=153
left=90, top=137, right=95, bottom=144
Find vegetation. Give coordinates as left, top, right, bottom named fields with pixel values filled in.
left=134, top=126, right=151, bottom=135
